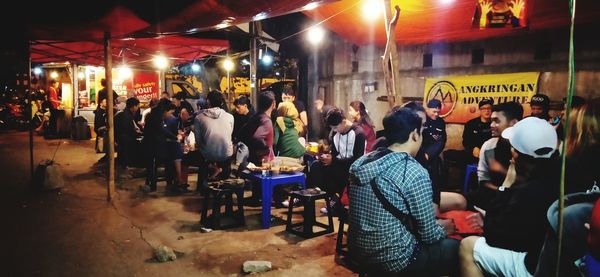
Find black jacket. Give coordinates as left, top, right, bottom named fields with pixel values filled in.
left=462, top=117, right=491, bottom=153
left=114, top=109, right=140, bottom=146
left=421, top=117, right=446, bottom=160
left=483, top=153, right=560, bottom=274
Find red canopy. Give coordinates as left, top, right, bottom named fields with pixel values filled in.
left=305, top=0, right=600, bottom=45
left=30, top=36, right=229, bottom=66
left=151, top=0, right=336, bottom=34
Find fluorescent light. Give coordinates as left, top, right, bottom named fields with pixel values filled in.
left=33, top=67, right=42, bottom=75
left=117, top=65, right=133, bottom=79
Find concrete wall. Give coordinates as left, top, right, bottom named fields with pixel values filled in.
left=312, top=26, right=600, bottom=149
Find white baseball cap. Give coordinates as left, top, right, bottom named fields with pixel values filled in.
left=501, top=117, right=557, bottom=158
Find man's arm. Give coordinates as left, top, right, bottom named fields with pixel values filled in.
left=299, top=111, right=308, bottom=128
left=401, top=172, right=447, bottom=243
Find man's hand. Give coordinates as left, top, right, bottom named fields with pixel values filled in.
left=321, top=154, right=333, bottom=166
left=437, top=218, right=456, bottom=236
left=424, top=153, right=429, bottom=161
left=472, top=147, right=480, bottom=158
left=501, top=161, right=517, bottom=188
left=466, top=212, right=484, bottom=231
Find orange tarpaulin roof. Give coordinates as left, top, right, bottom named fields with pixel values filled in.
left=304, top=0, right=600, bottom=45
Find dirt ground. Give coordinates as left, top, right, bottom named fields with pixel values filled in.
left=1, top=130, right=354, bottom=276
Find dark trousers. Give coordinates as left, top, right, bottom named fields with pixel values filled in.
left=307, top=160, right=350, bottom=196
left=196, top=155, right=231, bottom=192
left=398, top=238, right=460, bottom=277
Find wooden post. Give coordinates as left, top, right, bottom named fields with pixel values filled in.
left=104, top=31, right=115, bottom=201
left=382, top=1, right=402, bottom=108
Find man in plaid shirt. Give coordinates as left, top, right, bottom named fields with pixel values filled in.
left=348, top=107, right=459, bottom=276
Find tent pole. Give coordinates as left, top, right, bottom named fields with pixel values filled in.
left=250, top=21, right=260, bottom=108
left=104, top=31, right=116, bottom=201
left=28, top=48, right=34, bottom=183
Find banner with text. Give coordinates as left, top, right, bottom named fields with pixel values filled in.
left=423, top=72, right=540, bottom=123
left=133, top=71, right=159, bottom=103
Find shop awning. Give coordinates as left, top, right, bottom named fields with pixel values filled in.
left=304, top=0, right=600, bottom=45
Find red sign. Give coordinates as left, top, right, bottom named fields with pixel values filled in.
left=133, top=71, right=159, bottom=102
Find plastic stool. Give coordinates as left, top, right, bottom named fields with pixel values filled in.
left=335, top=207, right=349, bottom=255
left=463, top=163, right=478, bottom=192
left=286, top=190, right=334, bottom=238
left=200, top=179, right=246, bottom=229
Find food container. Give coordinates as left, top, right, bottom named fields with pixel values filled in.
left=308, top=142, right=319, bottom=153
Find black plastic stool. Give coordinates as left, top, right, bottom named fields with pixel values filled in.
left=200, top=179, right=246, bottom=229
left=335, top=207, right=349, bottom=255
left=286, top=190, right=334, bottom=238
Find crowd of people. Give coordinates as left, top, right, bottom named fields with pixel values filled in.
left=345, top=93, right=600, bottom=277
left=95, top=82, right=600, bottom=276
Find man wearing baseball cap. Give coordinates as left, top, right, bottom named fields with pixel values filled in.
left=530, top=93, right=551, bottom=120
left=460, top=117, right=560, bottom=277
left=463, top=98, right=494, bottom=161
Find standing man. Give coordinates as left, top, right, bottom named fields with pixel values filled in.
left=96, top=78, right=119, bottom=109
left=463, top=98, right=493, bottom=161
left=47, top=80, right=61, bottom=136
left=419, top=99, right=447, bottom=205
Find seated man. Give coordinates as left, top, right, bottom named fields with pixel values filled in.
left=348, top=107, right=459, bottom=276
left=470, top=101, right=523, bottom=210
left=462, top=98, right=493, bottom=162
left=193, top=91, right=234, bottom=192
left=460, top=117, right=560, bottom=277
left=308, top=108, right=366, bottom=214
left=114, top=97, right=142, bottom=167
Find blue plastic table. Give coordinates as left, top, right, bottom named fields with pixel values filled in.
left=240, top=171, right=306, bottom=228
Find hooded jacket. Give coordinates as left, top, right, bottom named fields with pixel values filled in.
left=274, top=117, right=306, bottom=158
left=348, top=148, right=446, bottom=273
left=193, top=107, right=234, bottom=162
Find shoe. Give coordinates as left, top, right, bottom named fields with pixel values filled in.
left=282, top=198, right=301, bottom=208
left=320, top=207, right=328, bottom=214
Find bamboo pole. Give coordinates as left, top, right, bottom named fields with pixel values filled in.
left=382, top=2, right=401, bottom=108
left=556, top=0, right=577, bottom=275
left=104, top=31, right=115, bottom=201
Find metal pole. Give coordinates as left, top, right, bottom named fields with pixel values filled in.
left=250, top=21, right=260, bottom=107
left=28, top=50, right=34, bottom=182
left=104, top=31, right=115, bottom=201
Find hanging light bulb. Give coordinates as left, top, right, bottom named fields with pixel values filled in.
left=191, top=63, right=201, bottom=72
